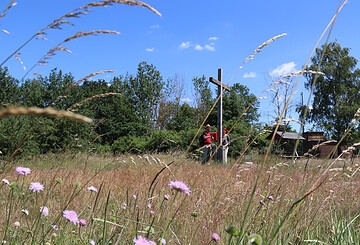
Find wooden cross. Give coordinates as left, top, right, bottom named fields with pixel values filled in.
left=209, top=69, right=231, bottom=162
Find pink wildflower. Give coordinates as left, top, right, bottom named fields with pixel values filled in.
left=2, top=179, right=9, bottom=185
left=15, top=167, right=31, bottom=176
left=147, top=203, right=151, bottom=209
left=29, top=182, right=44, bottom=192
left=212, top=233, right=220, bottom=242
left=90, top=240, right=95, bottom=245
left=14, top=221, right=20, bottom=227
left=158, top=238, right=166, bottom=245
left=150, top=210, right=155, bottom=215
left=133, top=194, right=137, bottom=200
left=63, top=210, right=79, bottom=225
left=133, top=235, right=156, bottom=245
left=79, top=219, right=87, bottom=226
left=164, top=194, right=169, bottom=200
left=168, top=181, right=191, bottom=195
left=51, top=225, right=58, bottom=230
left=21, top=209, right=29, bottom=215
left=40, top=206, right=49, bottom=216
left=87, top=186, right=98, bottom=193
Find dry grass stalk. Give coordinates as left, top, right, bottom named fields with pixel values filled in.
left=46, top=0, right=160, bottom=32
left=64, top=30, right=120, bottom=42
left=89, top=118, right=105, bottom=136
left=89, top=134, right=105, bottom=145
left=69, top=93, right=121, bottom=109
left=0, top=106, right=93, bottom=123
left=83, top=0, right=162, bottom=16
left=0, top=0, right=16, bottom=19
left=283, top=70, right=325, bottom=78
left=14, top=53, right=26, bottom=70
left=79, top=70, right=116, bottom=82
left=242, top=33, right=287, bottom=65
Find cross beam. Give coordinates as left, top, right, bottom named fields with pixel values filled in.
left=209, top=77, right=231, bottom=91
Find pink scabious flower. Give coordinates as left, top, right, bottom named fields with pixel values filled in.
left=149, top=210, right=155, bottom=215
left=63, top=210, right=79, bottom=225
left=40, top=206, right=49, bottom=216
left=90, top=240, right=95, bottom=245
left=212, top=233, right=220, bottom=242
left=29, top=182, right=44, bottom=192
left=168, top=181, right=191, bottom=195
left=133, top=235, right=156, bottom=245
left=2, top=179, right=9, bottom=185
left=15, top=167, right=31, bottom=176
left=79, top=219, right=87, bottom=226
left=147, top=203, right=151, bottom=209
left=87, top=186, right=98, bottom=193
left=158, top=238, right=166, bottom=245
left=267, top=195, right=274, bottom=201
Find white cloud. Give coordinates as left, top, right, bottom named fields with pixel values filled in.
left=179, top=41, right=191, bottom=50
left=194, top=44, right=203, bottom=51
left=270, top=62, right=297, bottom=77
left=205, top=44, right=215, bottom=51
left=146, top=48, right=155, bottom=52
left=180, top=98, right=192, bottom=103
left=209, top=36, right=218, bottom=41
left=243, top=72, right=257, bottom=78
left=150, top=24, right=159, bottom=29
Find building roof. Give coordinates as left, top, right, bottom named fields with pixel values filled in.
left=267, top=131, right=305, bottom=140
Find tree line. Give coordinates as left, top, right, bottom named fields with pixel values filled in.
left=0, top=61, right=265, bottom=158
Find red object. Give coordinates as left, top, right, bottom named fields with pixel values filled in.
left=211, top=132, right=218, bottom=141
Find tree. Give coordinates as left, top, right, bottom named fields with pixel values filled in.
left=303, top=41, right=360, bottom=141
left=0, top=67, right=20, bottom=106
left=193, top=75, right=213, bottom=126
left=128, top=61, right=164, bottom=134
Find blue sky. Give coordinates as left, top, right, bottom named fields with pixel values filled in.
left=0, top=0, right=359, bottom=128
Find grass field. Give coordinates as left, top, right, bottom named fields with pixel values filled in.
left=0, top=152, right=359, bottom=244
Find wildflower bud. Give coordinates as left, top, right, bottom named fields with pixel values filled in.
left=9, top=182, right=17, bottom=189
left=247, top=234, right=262, bottom=245
left=191, top=212, right=199, bottom=217
left=79, top=219, right=87, bottom=226
left=267, top=195, right=274, bottom=201
left=52, top=233, right=57, bottom=238
left=75, top=182, right=81, bottom=187
left=14, top=221, right=20, bottom=227
left=110, top=217, right=116, bottom=222
left=55, top=178, right=62, bottom=184
left=225, top=225, right=239, bottom=236
left=144, top=226, right=154, bottom=234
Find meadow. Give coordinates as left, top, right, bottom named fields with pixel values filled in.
left=0, top=152, right=359, bottom=244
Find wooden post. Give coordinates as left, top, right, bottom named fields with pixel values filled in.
left=209, top=69, right=230, bottom=163
left=217, top=69, right=223, bottom=162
